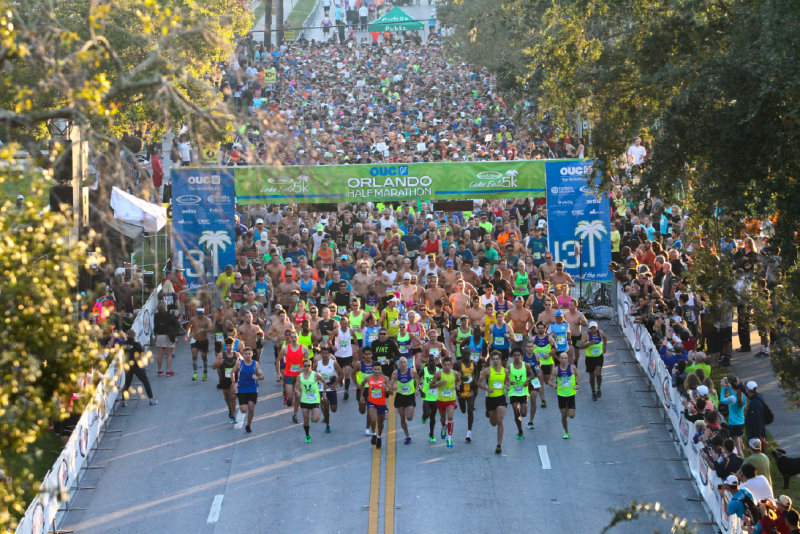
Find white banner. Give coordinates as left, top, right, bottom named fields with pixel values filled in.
left=616, top=283, right=742, bottom=534
left=14, top=288, right=160, bottom=534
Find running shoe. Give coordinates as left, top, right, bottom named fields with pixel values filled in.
left=563, top=432, right=570, bottom=439
left=527, top=421, right=534, bottom=430
left=365, top=428, right=372, bottom=436
left=305, top=436, right=311, bottom=444
left=404, top=437, right=411, bottom=445
left=121, top=401, right=128, bottom=407
left=325, top=426, right=331, bottom=433
left=421, top=416, right=427, bottom=424
left=150, top=400, right=159, bottom=405
left=376, top=436, right=382, bottom=449
left=157, top=371, right=164, bottom=377
left=541, top=400, right=546, bottom=408
left=429, top=435, right=436, bottom=443
left=230, top=416, right=236, bottom=424
left=166, top=370, right=175, bottom=377
left=202, top=372, right=208, bottom=381
left=466, top=431, right=472, bottom=443
left=517, top=431, right=523, bottom=440
left=495, top=445, right=502, bottom=454
left=371, top=434, right=377, bottom=445
left=343, top=391, right=349, bottom=401
left=246, top=425, right=252, bottom=433
left=597, top=389, right=602, bottom=398
left=192, top=372, right=197, bottom=381
left=283, top=396, right=287, bottom=405
left=592, top=391, right=597, bottom=401
left=286, top=399, right=292, bottom=407
left=446, top=438, right=453, bottom=449
left=441, top=426, right=446, bottom=439
left=292, top=415, right=299, bottom=424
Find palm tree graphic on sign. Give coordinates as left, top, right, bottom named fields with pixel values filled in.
left=574, top=220, right=607, bottom=268
left=505, top=169, right=518, bottom=179
left=198, top=230, right=232, bottom=276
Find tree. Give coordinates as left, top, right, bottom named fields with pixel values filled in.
left=0, top=0, right=252, bottom=529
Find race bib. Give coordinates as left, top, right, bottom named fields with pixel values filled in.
left=556, top=334, right=566, bottom=345
left=464, top=376, right=473, bottom=384
left=559, top=377, right=571, bottom=388
left=430, top=348, right=440, bottom=358
left=322, top=335, right=329, bottom=344
left=534, top=252, right=541, bottom=260
left=400, top=346, right=409, bottom=354
left=532, top=378, right=541, bottom=388
left=215, top=333, right=224, bottom=343
left=368, top=333, right=378, bottom=342
left=390, top=319, right=398, bottom=327
left=256, top=288, right=266, bottom=296
left=492, top=381, right=503, bottom=390
left=339, top=339, right=348, bottom=349
left=400, top=385, right=411, bottom=394
left=371, top=389, right=382, bottom=398
left=470, top=353, right=480, bottom=362
left=442, top=389, right=453, bottom=398
left=515, top=334, right=523, bottom=342
left=512, top=387, right=524, bottom=396
left=589, top=346, right=602, bottom=356
left=306, top=393, right=317, bottom=402
left=338, top=306, right=346, bottom=316
left=233, top=303, right=242, bottom=310
left=290, top=364, right=301, bottom=373
left=190, top=337, right=196, bottom=344
left=428, top=387, right=438, bottom=396
left=224, top=369, right=232, bottom=378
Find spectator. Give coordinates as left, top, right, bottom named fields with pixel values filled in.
left=743, top=438, right=772, bottom=488
left=744, top=380, right=767, bottom=445
left=120, top=329, right=158, bottom=406
left=753, top=495, right=793, bottom=534
left=720, top=376, right=746, bottom=455
left=704, top=438, right=743, bottom=479
left=740, top=462, right=774, bottom=502
left=154, top=300, right=179, bottom=377
left=723, top=475, right=756, bottom=520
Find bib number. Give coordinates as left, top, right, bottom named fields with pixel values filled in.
left=339, top=340, right=348, bottom=349
left=371, top=389, right=382, bottom=399
left=338, top=306, right=346, bottom=316
left=305, top=393, right=317, bottom=402
left=492, top=381, right=503, bottom=390
left=470, top=353, right=479, bottom=362
left=442, top=389, right=453, bottom=398
left=256, top=288, right=266, bottom=296
left=400, top=346, right=409, bottom=354
left=556, top=334, right=566, bottom=345
left=368, top=334, right=378, bottom=342
left=430, top=348, right=439, bottom=358
left=559, top=377, right=571, bottom=388
left=233, top=303, right=242, bottom=310
left=589, top=346, right=602, bottom=356
left=515, top=334, right=523, bottom=342
left=532, top=378, right=541, bottom=388
left=390, top=319, right=398, bottom=327
left=224, top=369, right=232, bottom=378
left=290, top=364, right=301, bottom=373
left=400, top=385, right=411, bottom=394
left=190, top=337, right=196, bottom=344
left=216, top=333, right=224, bottom=342
left=512, top=387, right=524, bottom=396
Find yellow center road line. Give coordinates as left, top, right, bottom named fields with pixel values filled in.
left=368, top=427, right=382, bottom=534
left=384, top=402, right=397, bottom=534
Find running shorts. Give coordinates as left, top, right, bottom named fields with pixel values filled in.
left=300, top=402, right=320, bottom=410
left=557, top=395, right=576, bottom=410
left=191, top=340, right=210, bottom=353
left=540, top=364, right=553, bottom=376
left=585, top=356, right=604, bottom=373
left=508, top=395, right=528, bottom=405
left=336, top=356, right=353, bottom=368
left=366, top=402, right=388, bottom=415
left=325, top=390, right=338, bottom=406
left=485, top=395, right=508, bottom=411
left=237, top=392, right=258, bottom=405
left=436, top=400, right=457, bottom=412
left=394, top=394, right=416, bottom=408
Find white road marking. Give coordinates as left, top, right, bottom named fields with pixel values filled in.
left=538, top=445, right=551, bottom=470
left=234, top=411, right=245, bottom=429
left=207, top=495, right=224, bottom=523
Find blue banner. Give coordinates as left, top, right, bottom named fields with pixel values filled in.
left=171, top=169, right=236, bottom=287
left=545, top=160, right=611, bottom=281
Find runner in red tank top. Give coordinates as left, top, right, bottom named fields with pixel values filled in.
left=424, top=237, right=439, bottom=255
left=279, top=331, right=309, bottom=423
left=360, top=361, right=393, bottom=449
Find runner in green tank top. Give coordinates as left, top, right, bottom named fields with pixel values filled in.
left=297, top=360, right=327, bottom=443
left=389, top=356, right=419, bottom=445
left=478, top=351, right=509, bottom=454
left=449, top=316, right=472, bottom=358
left=532, top=322, right=555, bottom=408
left=548, top=352, right=579, bottom=439
left=507, top=348, right=534, bottom=439
left=429, top=356, right=462, bottom=449
left=578, top=321, right=608, bottom=401
left=420, top=358, right=441, bottom=442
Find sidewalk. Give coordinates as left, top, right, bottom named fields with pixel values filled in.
left=252, top=0, right=297, bottom=35
left=730, top=325, right=800, bottom=456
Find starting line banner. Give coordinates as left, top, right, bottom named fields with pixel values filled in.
left=232, top=160, right=553, bottom=204
left=616, top=283, right=742, bottom=534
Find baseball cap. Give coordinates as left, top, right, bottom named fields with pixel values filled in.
left=316, top=224, right=324, bottom=231
left=697, top=385, right=709, bottom=396
left=514, top=296, right=524, bottom=301
left=555, top=310, right=564, bottom=317
left=746, top=381, right=758, bottom=391
left=588, top=321, right=598, bottom=328
left=446, top=260, right=454, bottom=267
left=196, top=307, right=205, bottom=313
left=256, top=218, right=264, bottom=224
left=534, top=283, right=544, bottom=292
left=17, top=194, right=24, bottom=200
left=426, top=214, right=433, bottom=219
left=284, top=257, right=293, bottom=263
left=748, top=439, right=762, bottom=450
left=778, top=496, right=792, bottom=507
left=403, top=273, right=411, bottom=279
left=260, top=233, right=268, bottom=241
left=495, top=217, right=503, bottom=222
left=340, top=254, right=348, bottom=260
left=725, top=475, right=739, bottom=485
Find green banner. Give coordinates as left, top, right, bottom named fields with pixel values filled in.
left=232, top=161, right=547, bottom=205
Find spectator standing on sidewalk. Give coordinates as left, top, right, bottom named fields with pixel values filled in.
left=154, top=300, right=180, bottom=377
left=744, top=380, right=767, bottom=447
left=149, top=147, right=164, bottom=202
left=734, top=268, right=752, bottom=353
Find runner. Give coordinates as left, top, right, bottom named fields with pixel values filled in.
left=449, top=315, right=472, bottom=360
left=315, top=345, right=343, bottom=433
left=265, top=308, right=295, bottom=382
left=420, top=328, right=449, bottom=368
left=390, top=356, right=419, bottom=445
left=353, top=346, right=375, bottom=436
left=331, top=315, right=357, bottom=400
left=211, top=337, right=241, bottom=423
left=232, top=347, right=264, bottom=433
left=490, top=311, right=513, bottom=364
left=185, top=307, right=213, bottom=381
left=278, top=330, right=309, bottom=422
left=532, top=321, right=555, bottom=408
left=237, top=311, right=264, bottom=362
left=419, top=356, right=440, bottom=443
left=577, top=321, right=608, bottom=401
left=371, top=326, right=401, bottom=376
left=297, top=359, right=328, bottom=443
left=549, top=352, right=579, bottom=439
left=359, top=361, right=394, bottom=449
left=547, top=309, right=571, bottom=364
left=478, top=351, right=509, bottom=454
left=522, top=340, right=544, bottom=429
left=453, top=347, right=478, bottom=442
left=507, top=348, right=534, bottom=439
left=507, top=295, right=534, bottom=351
left=429, top=355, right=462, bottom=449
left=565, top=298, right=588, bottom=369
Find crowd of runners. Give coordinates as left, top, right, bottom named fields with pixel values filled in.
left=170, top=198, right=609, bottom=454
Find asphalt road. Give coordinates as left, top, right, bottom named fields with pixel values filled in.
left=60, top=321, right=714, bottom=534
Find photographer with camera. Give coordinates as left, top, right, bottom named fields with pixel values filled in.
left=721, top=474, right=760, bottom=529
left=720, top=376, right=746, bottom=456
left=753, top=495, right=793, bottom=534
left=703, top=438, right=743, bottom=479
left=740, top=462, right=774, bottom=501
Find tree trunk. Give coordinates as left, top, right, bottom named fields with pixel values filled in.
left=265, top=0, right=272, bottom=47
left=276, top=0, right=284, bottom=45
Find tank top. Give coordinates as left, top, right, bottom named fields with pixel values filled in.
left=424, top=238, right=439, bottom=255
left=335, top=328, right=353, bottom=357
left=422, top=366, right=439, bottom=401
left=533, top=334, right=553, bottom=365
left=319, top=319, right=336, bottom=346
left=237, top=360, right=258, bottom=393
left=492, top=323, right=509, bottom=349
left=487, top=367, right=506, bottom=397
left=221, top=353, right=238, bottom=382
left=349, top=311, right=365, bottom=339
left=240, top=242, right=256, bottom=263
left=495, top=298, right=509, bottom=313
left=298, top=331, right=314, bottom=358
left=514, top=272, right=529, bottom=296
left=549, top=322, right=569, bottom=352
left=522, top=351, right=538, bottom=369
left=530, top=294, right=546, bottom=319
left=432, top=313, right=446, bottom=333
left=396, top=368, right=415, bottom=396
left=356, top=359, right=374, bottom=385
left=300, top=278, right=314, bottom=295
left=384, top=308, right=400, bottom=336
left=363, top=325, right=380, bottom=347
left=407, top=322, right=423, bottom=340
left=466, top=337, right=483, bottom=362
left=299, top=372, right=320, bottom=404
left=509, top=363, right=528, bottom=397
left=365, top=293, right=380, bottom=312
left=397, top=332, right=411, bottom=356
left=284, top=344, right=304, bottom=376
left=294, top=311, right=309, bottom=326
left=436, top=370, right=456, bottom=402
left=586, top=332, right=603, bottom=357
left=556, top=364, right=576, bottom=397
left=214, top=320, right=227, bottom=345
left=368, top=376, right=387, bottom=405
left=316, top=358, right=337, bottom=391
left=557, top=294, right=571, bottom=310
left=458, top=361, right=475, bottom=397
left=454, top=327, right=471, bottom=357
left=254, top=279, right=269, bottom=299
left=237, top=264, right=253, bottom=283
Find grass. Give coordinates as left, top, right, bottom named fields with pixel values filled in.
left=253, top=0, right=269, bottom=24
left=708, top=365, right=800, bottom=504
left=287, top=0, right=318, bottom=31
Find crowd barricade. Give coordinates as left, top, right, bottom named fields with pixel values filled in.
left=180, top=282, right=219, bottom=322
left=616, top=282, right=743, bottom=534
left=14, top=287, right=162, bottom=534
